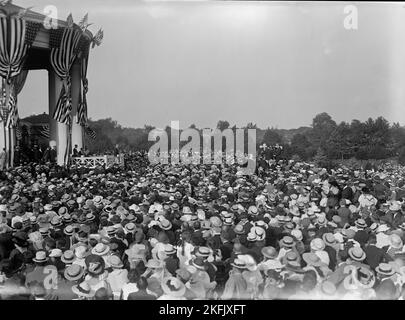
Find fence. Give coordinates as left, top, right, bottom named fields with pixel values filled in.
left=71, top=154, right=124, bottom=168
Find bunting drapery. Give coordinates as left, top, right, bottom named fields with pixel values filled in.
left=5, top=69, right=28, bottom=129
left=50, top=25, right=83, bottom=125
left=0, top=17, right=27, bottom=83
left=4, top=69, right=28, bottom=167
left=49, top=19, right=84, bottom=166
left=0, top=15, right=39, bottom=168
left=77, top=43, right=89, bottom=126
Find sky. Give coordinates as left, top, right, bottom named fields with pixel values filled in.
left=16, top=1, right=405, bottom=129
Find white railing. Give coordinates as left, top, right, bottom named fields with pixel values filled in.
left=71, top=155, right=123, bottom=168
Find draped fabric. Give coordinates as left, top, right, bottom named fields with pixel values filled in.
left=50, top=25, right=83, bottom=166
left=0, top=16, right=38, bottom=168
left=77, top=45, right=89, bottom=126
left=5, top=69, right=28, bottom=129
left=50, top=27, right=82, bottom=125
left=84, top=124, right=96, bottom=140
left=0, top=17, right=27, bottom=83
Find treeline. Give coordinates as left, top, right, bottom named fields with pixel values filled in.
left=84, top=113, right=405, bottom=164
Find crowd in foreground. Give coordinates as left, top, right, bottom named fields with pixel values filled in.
left=0, top=152, right=405, bottom=300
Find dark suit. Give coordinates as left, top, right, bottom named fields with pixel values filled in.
left=341, top=187, right=354, bottom=201
left=127, top=290, right=156, bottom=300
left=364, top=244, right=392, bottom=270
left=384, top=211, right=405, bottom=229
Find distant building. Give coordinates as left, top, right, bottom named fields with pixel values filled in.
left=20, top=113, right=50, bottom=149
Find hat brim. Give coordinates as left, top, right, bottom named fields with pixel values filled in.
left=33, top=257, right=49, bottom=263
left=64, top=269, right=84, bottom=281
left=91, top=248, right=110, bottom=256
left=71, top=285, right=95, bottom=298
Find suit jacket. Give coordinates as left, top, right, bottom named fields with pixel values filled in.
left=385, top=211, right=405, bottom=229
left=341, top=187, right=354, bottom=201
left=364, top=244, right=392, bottom=270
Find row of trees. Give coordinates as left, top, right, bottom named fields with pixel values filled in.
left=84, top=113, right=405, bottom=164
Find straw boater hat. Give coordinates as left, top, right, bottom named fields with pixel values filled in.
left=33, top=250, right=48, bottom=263
left=75, top=246, right=89, bottom=260
left=322, top=233, right=337, bottom=246
left=261, top=246, right=278, bottom=259
left=230, top=257, right=247, bottom=269
left=161, top=277, right=186, bottom=297
left=164, top=244, right=177, bottom=255
left=291, top=229, right=303, bottom=241
left=348, top=247, right=366, bottom=262
left=282, top=251, right=303, bottom=272
left=72, top=281, right=95, bottom=298
left=49, top=248, right=63, bottom=258
left=107, top=255, right=124, bottom=269
left=195, top=246, right=211, bottom=258
left=159, top=219, right=172, bottom=230
left=145, top=259, right=164, bottom=269
left=280, top=236, right=295, bottom=248
left=91, top=243, right=110, bottom=256
left=64, top=264, right=85, bottom=281
left=310, top=238, right=325, bottom=251
left=191, top=257, right=206, bottom=270
left=61, top=250, right=75, bottom=264
left=234, top=224, right=245, bottom=235
left=375, top=263, right=395, bottom=278
left=355, top=219, right=367, bottom=229
left=124, top=222, right=136, bottom=233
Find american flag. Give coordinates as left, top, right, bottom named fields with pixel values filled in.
left=50, top=24, right=82, bottom=126
left=84, top=125, right=96, bottom=140
left=0, top=17, right=28, bottom=82
left=15, top=125, right=22, bottom=141
left=91, top=29, right=103, bottom=48
left=52, top=83, right=71, bottom=125
left=36, top=125, right=50, bottom=139
left=5, top=90, right=18, bottom=129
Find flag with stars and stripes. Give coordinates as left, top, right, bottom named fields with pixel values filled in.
left=84, top=125, right=96, bottom=140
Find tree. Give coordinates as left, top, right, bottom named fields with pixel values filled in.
left=327, top=122, right=353, bottom=159
left=262, top=128, right=283, bottom=146
left=216, top=120, right=230, bottom=131
left=313, top=147, right=328, bottom=168
left=309, top=112, right=337, bottom=152
left=290, top=133, right=312, bottom=160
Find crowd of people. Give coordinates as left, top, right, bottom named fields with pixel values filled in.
left=0, top=151, right=405, bottom=300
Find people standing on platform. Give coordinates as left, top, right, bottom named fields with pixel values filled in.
left=73, top=145, right=79, bottom=157
left=13, top=146, right=20, bottom=167
left=50, top=146, right=57, bottom=163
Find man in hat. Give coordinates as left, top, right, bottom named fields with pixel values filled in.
left=385, top=202, right=405, bottom=229
left=222, top=257, right=248, bottom=300
left=25, top=250, right=57, bottom=294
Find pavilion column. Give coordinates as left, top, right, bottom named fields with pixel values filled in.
left=48, top=69, right=67, bottom=166
left=0, top=121, right=5, bottom=153
left=70, top=62, right=83, bottom=151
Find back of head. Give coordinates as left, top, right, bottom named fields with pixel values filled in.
left=95, top=287, right=110, bottom=300
left=137, top=276, right=148, bottom=291
left=128, top=269, right=140, bottom=283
